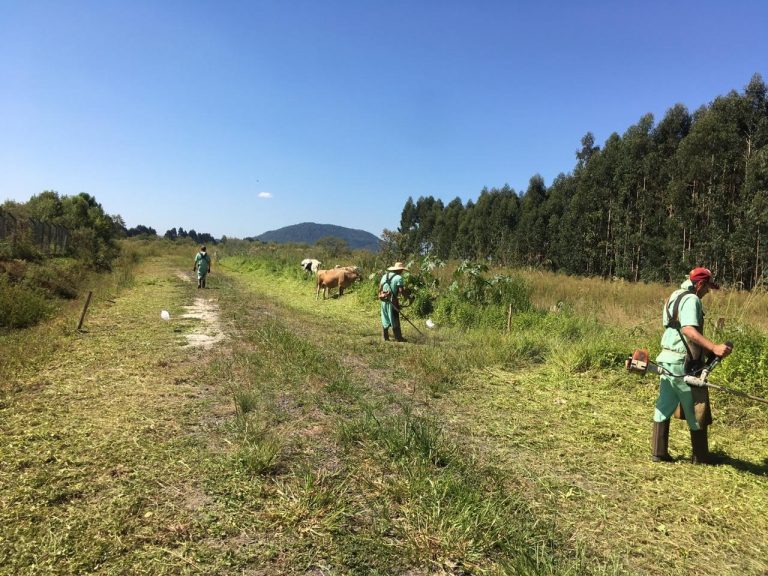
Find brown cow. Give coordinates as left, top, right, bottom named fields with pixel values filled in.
left=316, top=268, right=361, bottom=300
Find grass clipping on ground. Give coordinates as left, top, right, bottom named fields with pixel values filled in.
left=0, top=256, right=221, bottom=574
left=2, top=251, right=768, bottom=576
left=440, top=363, right=768, bottom=576
left=221, top=256, right=768, bottom=576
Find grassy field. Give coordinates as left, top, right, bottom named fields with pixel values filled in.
left=1, top=247, right=767, bottom=575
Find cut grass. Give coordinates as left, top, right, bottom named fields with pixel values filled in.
left=218, top=254, right=768, bottom=576
left=3, top=249, right=767, bottom=575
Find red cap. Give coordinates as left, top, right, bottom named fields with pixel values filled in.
left=689, top=267, right=719, bottom=289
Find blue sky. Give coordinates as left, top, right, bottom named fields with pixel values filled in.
left=2, top=1, right=767, bottom=240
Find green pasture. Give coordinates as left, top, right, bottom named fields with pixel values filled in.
left=1, top=242, right=767, bottom=575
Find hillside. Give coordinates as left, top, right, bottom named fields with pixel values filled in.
left=253, top=222, right=381, bottom=251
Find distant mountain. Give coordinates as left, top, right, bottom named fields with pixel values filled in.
left=253, top=222, right=381, bottom=251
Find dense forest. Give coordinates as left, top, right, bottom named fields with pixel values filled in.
left=392, top=74, right=768, bottom=289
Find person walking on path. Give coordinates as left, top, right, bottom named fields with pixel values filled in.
left=651, top=267, right=732, bottom=464
left=193, top=245, right=212, bottom=289
left=379, top=261, right=408, bottom=342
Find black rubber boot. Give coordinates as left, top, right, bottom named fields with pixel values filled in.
left=382, top=328, right=390, bottom=341
left=690, top=428, right=710, bottom=464
left=393, top=325, right=406, bottom=342
left=651, top=421, right=673, bottom=462
left=651, top=420, right=673, bottom=462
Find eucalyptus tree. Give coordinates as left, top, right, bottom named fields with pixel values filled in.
left=486, top=185, right=520, bottom=265
left=415, top=195, right=444, bottom=254
left=515, top=175, right=548, bottom=266
left=398, top=197, right=419, bottom=255
left=649, top=104, right=692, bottom=280
left=674, top=92, right=750, bottom=282
left=739, top=74, right=768, bottom=286
left=434, top=197, right=464, bottom=260
left=454, top=199, right=475, bottom=259
left=613, top=114, right=656, bottom=280
left=545, top=173, right=577, bottom=272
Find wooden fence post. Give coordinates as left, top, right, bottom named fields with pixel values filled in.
left=77, top=291, right=93, bottom=331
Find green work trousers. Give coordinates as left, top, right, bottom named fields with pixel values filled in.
left=653, top=361, right=700, bottom=431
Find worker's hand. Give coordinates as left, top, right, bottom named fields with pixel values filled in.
left=713, top=342, right=732, bottom=358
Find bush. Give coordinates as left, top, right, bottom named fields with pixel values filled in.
left=715, top=328, right=768, bottom=399
left=0, top=275, right=54, bottom=328
left=22, top=259, right=82, bottom=299
left=428, top=262, right=532, bottom=329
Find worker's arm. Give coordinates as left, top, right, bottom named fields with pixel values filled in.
left=681, top=326, right=732, bottom=358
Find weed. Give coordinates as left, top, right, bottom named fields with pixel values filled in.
left=235, top=436, right=282, bottom=475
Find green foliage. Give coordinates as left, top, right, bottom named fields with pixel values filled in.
left=22, top=259, right=82, bottom=299
left=430, top=261, right=532, bottom=329
left=402, top=255, right=443, bottom=316
left=315, top=235, right=351, bottom=258
left=0, top=275, right=54, bottom=328
left=2, top=191, right=122, bottom=270
left=714, top=328, right=768, bottom=399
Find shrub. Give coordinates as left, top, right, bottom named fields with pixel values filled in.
left=22, top=259, right=82, bottom=299
left=430, top=261, right=532, bottom=329
left=715, top=328, right=768, bottom=399
left=0, top=275, right=54, bottom=328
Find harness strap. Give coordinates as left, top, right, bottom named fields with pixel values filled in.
left=664, top=290, right=698, bottom=369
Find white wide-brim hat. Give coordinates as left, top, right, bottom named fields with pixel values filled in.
left=387, top=261, right=407, bottom=271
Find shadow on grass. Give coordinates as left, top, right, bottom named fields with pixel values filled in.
left=712, top=452, right=768, bottom=475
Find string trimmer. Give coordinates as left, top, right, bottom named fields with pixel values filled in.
left=392, top=302, right=425, bottom=337
left=626, top=343, right=768, bottom=405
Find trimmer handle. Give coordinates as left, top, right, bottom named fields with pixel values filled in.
left=701, top=340, right=733, bottom=379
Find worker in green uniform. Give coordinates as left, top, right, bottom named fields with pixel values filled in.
left=193, top=245, right=211, bottom=289
left=652, top=267, right=732, bottom=464
left=379, top=261, right=407, bottom=342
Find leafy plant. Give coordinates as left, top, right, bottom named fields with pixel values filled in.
left=0, top=275, right=54, bottom=328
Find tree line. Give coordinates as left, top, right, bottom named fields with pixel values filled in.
left=161, top=227, right=216, bottom=246
left=2, top=191, right=123, bottom=268
left=2, top=191, right=218, bottom=268
left=391, top=74, right=768, bottom=289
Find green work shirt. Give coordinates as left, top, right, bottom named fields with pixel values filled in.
left=379, top=271, right=404, bottom=328
left=656, top=279, right=704, bottom=368
left=194, top=252, right=211, bottom=275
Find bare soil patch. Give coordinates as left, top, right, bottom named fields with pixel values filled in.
left=181, top=295, right=226, bottom=349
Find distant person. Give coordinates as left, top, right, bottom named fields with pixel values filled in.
left=193, top=245, right=212, bottom=289
left=379, top=261, right=407, bottom=342
left=651, top=267, right=732, bottom=464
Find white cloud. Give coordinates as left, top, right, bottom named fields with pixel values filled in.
left=257, top=192, right=273, bottom=199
